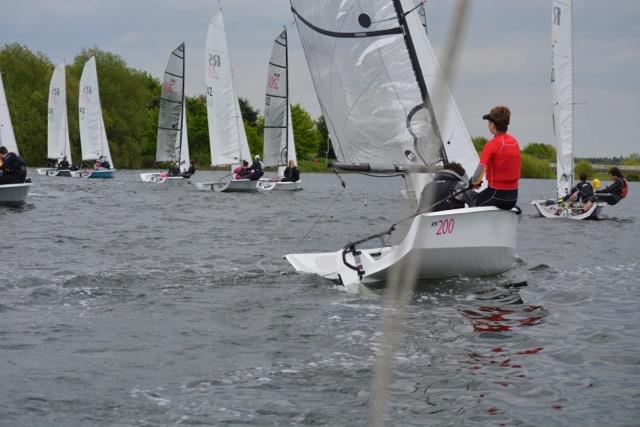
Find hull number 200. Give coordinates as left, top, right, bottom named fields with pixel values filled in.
left=431, top=218, right=455, bottom=235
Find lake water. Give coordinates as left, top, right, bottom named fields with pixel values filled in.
left=1, top=170, right=639, bottom=426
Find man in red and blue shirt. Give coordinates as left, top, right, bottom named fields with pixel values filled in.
left=470, top=106, right=521, bottom=210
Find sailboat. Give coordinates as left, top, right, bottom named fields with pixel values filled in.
left=194, top=8, right=257, bottom=193
left=285, top=0, right=519, bottom=287
left=37, top=62, right=79, bottom=177
left=140, top=43, right=191, bottom=184
left=0, top=71, right=31, bottom=205
left=262, top=28, right=301, bottom=191
left=79, top=56, right=115, bottom=179
left=532, top=0, right=603, bottom=219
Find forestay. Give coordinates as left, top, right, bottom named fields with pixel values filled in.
left=552, top=0, right=573, bottom=197
left=156, top=43, right=189, bottom=171
left=47, top=63, right=72, bottom=162
left=79, top=57, right=113, bottom=166
left=205, top=10, right=251, bottom=166
left=0, top=71, right=19, bottom=155
left=263, top=28, right=296, bottom=167
left=290, top=0, right=444, bottom=168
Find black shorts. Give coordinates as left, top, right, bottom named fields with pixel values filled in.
left=474, top=187, right=518, bottom=210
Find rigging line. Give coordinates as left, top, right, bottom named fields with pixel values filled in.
left=293, top=173, right=346, bottom=250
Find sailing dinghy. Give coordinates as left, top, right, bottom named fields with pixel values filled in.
left=140, top=43, right=192, bottom=184
left=194, top=9, right=258, bottom=193
left=36, top=62, right=80, bottom=177
left=285, top=0, right=519, bottom=287
left=532, top=0, right=603, bottom=219
left=0, top=71, right=31, bottom=205
left=261, top=28, right=301, bottom=191
left=79, top=57, right=115, bottom=179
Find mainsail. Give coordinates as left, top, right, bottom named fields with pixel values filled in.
left=156, top=43, right=189, bottom=171
left=47, top=63, right=72, bottom=162
left=552, top=0, right=573, bottom=197
left=263, top=28, right=297, bottom=168
left=205, top=9, right=251, bottom=166
left=79, top=57, right=113, bottom=166
left=0, top=71, right=19, bottom=155
left=291, top=0, right=444, bottom=169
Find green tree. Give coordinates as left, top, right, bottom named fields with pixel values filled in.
left=472, top=137, right=488, bottom=153
left=291, top=103, right=320, bottom=161
left=316, top=115, right=335, bottom=160
left=574, top=159, right=594, bottom=178
left=522, top=142, right=556, bottom=161
left=185, top=95, right=209, bottom=167
left=521, top=153, right=554, bottom=178
left=239, top=97, right=259, bottom=128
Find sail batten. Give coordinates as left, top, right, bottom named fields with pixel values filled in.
left=552, top=0, right=574, bottom=197
left=79, top=57, right=113, bottom=166
left=290, top=0, right=444, bottom=167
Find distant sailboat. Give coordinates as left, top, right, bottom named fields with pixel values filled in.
left=37, top=62, right=79, bottom=177
left=195, top=8, right=257, bottom=193
left=532, top=0, right=603, bottom=219
left=262, top=28, right=301, bottom=191
left=140, top=43, right=191, bottom=184
left=79, top=57, right=115, bottom=179
left=0, top=71, right=31, bottom=205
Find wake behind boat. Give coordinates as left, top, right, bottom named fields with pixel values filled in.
left=285, top=0, right=519, bottom=287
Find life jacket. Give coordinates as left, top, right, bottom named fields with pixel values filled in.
left=620, top=179, right=629, bottom=198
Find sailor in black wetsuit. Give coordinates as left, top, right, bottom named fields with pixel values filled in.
left=167, top=161, right=181, bottom=177
left=0, top=146, right=28, bottom=184
left=246, top=156, right=264, bottom=181
left=57, top=156, right=70, bottom=170
left=583, top=166, right=628, bottom=211
left=562, top=173, right=594, bottom=204
left=182, top=160, right=196, bottom=178
left=281, top=160, right=300, bottom=182
left=418, top=162, right=474, bottom=213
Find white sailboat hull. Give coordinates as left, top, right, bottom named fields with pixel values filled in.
left=139, top=172, right=187, bottom=184
left=286, top=207, right=518, bottom=286
left=273, top=180, right=302, bottom=191
left=0, top=183, right=31, bottom=206
left=531, top=199, right=604, bottom=220
left=195, top=179, right=260, bottom=193
left=36, top=168, right=81, bottom=178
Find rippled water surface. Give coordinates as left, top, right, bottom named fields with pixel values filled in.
left=1, top=170, right=639, bottom=426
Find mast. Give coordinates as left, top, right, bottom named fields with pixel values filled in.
left=284, top=27, right=290, bottom=165
left=178, top=42, right=185, bottom=165
left=391, top=0, right=446, bottom=166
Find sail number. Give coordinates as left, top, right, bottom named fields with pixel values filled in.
left=432, top=218, right=455, bottom=236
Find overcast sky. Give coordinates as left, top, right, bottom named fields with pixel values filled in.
left=1, top=0, right=638, bottom=157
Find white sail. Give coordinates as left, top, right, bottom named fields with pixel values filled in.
left=79, top=57, right=113, bottom=167
left=408, top=2, right=478, bottom=178
left=157, top=43, right=186, bottom=164
left=552, top=0, right=573, bottom=197
left=291, top=0, right=443, bottom=168
left=0, top=71, right=19, bottom=155
left=263, top=28, right=292, bottom=167
left=47, top=63, right=72, bottom=162
left=205, top=9, right=251, bottom=166
left=287, top=104, right=297, bottom=164
left=179, top=103, right=190, bottom=172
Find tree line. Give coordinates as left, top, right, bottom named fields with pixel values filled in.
left=0, top=43, right=329, bottom=170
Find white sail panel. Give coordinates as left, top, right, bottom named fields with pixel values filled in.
left=291, top=0, right=443, bottom=167
left=79, top=57, right=113, bottom=166
left=287, top=104, right=296, bottom=163
left=0, top=71, right=19, bottom=155
left=263, top=28, right=289, bottom=167
left=552, top=0, right=573, bottom=197
left=47, top=63, right=72, bottom=162
left=179, top=103, right=190, bottom=172
left=157, top=43, right=185, bottom=163
left=206, top=10, right=251, bottom=166
left=407, top=3, right=478, bottom=177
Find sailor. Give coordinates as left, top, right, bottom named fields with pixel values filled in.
left=246, top=156, right=264, bottom=181
left=57, top=156, right=70, bottom=170
left=99, top=156, right=111, bottom=169
left=583, top=166, right=628, bottom=210
left=281, top=159, right=300, bottom=182
left=470, top=106, right=521, bottom=210
left=182, top=160, right=196, bottom=178
left=562, top=173, right=594, bottom=204
left=418, top=162, right=474, bottom=213
left=0, top=146, right=28, bottom=185
left=167, top=161, right=181, bottom=176
left=234, top=160, right=250, bottom=179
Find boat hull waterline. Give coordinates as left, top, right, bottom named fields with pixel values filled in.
left=84, top=169, right=115, bottom=179
left=285, top=207, right=519, bottom=287
left=531, top=199, right=604, bottom=220
left=0, top=183, right=32, bottom=206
